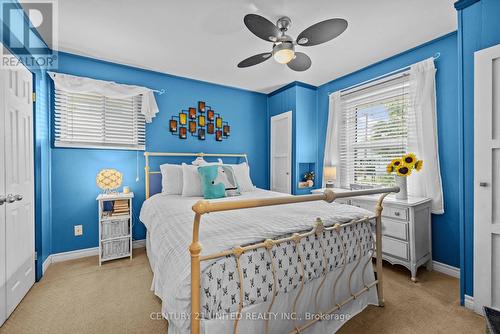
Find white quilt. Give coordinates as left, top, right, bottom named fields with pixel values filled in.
left=139, top=189, right=374, bottom=333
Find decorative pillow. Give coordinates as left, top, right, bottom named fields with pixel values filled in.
left=160, top=163, right=183, bottom=195
left=218, top=165, right=241, bottom=197
left=181, top=163, right=204, bottom=197
left=225, top=162, right=255, bottom=192
left=197, top=165, right=226, bottom=199
left=198, top=165, right=241, bottom=199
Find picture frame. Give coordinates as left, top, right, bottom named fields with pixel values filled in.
left=169, top=118, right=178, bottom=132
left=189, top=121, right=197, bottom=133
left=207, top=109, right=215, bottom=121
left=179, top=111, right=187, bottom=125
left=179, top=126, right=187, bottom=139
left=189, top=107, right=197, bottom=119
left=198, top=128, right=206, bottom=140
left=223, top=123, right=230, bottom=137
left=215, top=130, right=222, bottom=141
left=216, top=116, right=222, bottom=129
left=207, top=122, right=214, bottom=134
left=198, top=101, right=206, bottom=113
left=198, top=115, right=206, bottom=127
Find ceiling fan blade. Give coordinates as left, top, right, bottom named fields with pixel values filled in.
left=297, top=18, right=348, bottom=46
left=244, top=14, right=281, bottom=42
left=287, top=52, right=311, bottom=71
left=237, top=52, right=272, bottom=68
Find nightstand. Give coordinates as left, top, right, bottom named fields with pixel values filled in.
left=312, top=188, right=432, bottom=282
left=96, top=192, right=134, bottom=265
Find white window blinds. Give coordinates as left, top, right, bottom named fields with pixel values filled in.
left=338, top=73, right=412, bottom=188
left=54, top=89, right=145, bottom=150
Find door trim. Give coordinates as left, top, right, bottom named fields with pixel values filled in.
left=270, top=111, right=292, bottom=194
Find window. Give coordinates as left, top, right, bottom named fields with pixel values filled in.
left=338, top=73, right=412, bottom=187
left=54, top=89, right=145, bottom=150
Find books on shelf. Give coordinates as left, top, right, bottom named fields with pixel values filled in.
left=111, top=199, right=129, bottom=216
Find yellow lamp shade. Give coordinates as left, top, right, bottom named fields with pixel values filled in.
left=96, top=169, right=123, bottom=192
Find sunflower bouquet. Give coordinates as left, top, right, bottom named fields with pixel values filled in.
left=386, top=153, right=423, bottom=177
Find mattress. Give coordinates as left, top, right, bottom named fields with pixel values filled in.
left=140, top=189, right=378, bottom=334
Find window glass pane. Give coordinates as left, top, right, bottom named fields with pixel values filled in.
left=340, top=75, right=410, bottom=188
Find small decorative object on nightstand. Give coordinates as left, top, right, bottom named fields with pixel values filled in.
left=312, top=187, right=432, bottom=282
left=96, top=192, right=134, bottom=265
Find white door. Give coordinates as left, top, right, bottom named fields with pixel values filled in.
left=270, top=111, right=292, bottom=194
left=474, top=43, right=500, bottom=313
left=0, top=48, right=6, bottom=327
left=0, top=51, right=35, bottom=325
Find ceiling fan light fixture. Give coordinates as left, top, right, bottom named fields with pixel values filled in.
left=297, top=37, right=309, bottom=45
left=273, top=42, right=295, bottom=64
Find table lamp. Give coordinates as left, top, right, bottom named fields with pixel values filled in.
left=324, top=166, right=337, bottom=188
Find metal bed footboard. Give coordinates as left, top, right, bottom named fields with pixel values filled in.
left=189, top=187, right=399, bottom=334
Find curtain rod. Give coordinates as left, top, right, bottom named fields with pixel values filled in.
left=329, top=52, right=440, bottom=96
left=152, top=88, right=166, bottom=95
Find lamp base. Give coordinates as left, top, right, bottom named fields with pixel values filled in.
left=325, top=181, right=334, bottom=188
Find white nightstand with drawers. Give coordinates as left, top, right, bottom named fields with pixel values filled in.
left=312, top=188, right=432, bottom=282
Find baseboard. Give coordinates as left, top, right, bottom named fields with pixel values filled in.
left=42, top=239, right=146, bottom=274
left=42, top=256, right=51, bottom=275
left=464, top=294, right=474, bottom=311
left=432, top=261, right=460, bottom=278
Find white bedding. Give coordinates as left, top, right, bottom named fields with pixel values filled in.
left=140, top=189, right=377, bottom=333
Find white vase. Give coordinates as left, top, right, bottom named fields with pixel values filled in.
left=395, top=176, right=408, bottom=200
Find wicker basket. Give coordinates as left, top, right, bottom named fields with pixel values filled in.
left=101, top=237, right=130, bottom=260
left=101, top=218, right=129, bottom=239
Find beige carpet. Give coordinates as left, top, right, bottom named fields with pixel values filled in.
left=0, top=248, right=483, bottom=334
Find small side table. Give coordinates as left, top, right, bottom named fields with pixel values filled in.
left=312, top=188, right=432, bottom=282
left=96, top=192, right=134, bottom=265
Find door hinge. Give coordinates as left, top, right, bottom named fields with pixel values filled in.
left=32, top=92, right=36, bottom=102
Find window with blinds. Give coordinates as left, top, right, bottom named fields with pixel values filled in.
left=54, top=89, right=145, bottom=150
left=338, top=73, right=411, bottom=188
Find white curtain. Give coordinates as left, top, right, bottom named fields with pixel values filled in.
left=407, top=58, right=444, bottom=214
left=322, top=91, right=342, bottom=187
left=48, top=71, right=159, bottom=123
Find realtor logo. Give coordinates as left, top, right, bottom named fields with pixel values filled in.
left=1, top=0, right=58, bottom=69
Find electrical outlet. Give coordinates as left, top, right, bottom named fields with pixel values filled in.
left=74, top=225, right=83, bottom=236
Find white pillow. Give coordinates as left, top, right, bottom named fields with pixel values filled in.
left=182, top=163, right=204, bottom=197
left=160, top=164, right=183, bottom=195
left=225, top=162, right=255, bottom=192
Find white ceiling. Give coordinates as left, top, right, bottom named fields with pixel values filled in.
left=50, top=0, right=457, bottom=93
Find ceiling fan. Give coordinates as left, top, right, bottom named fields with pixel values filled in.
left=237, top=14, right=348, bottom=71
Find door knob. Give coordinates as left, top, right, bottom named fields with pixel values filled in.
left=479, top=182, right=488, bottom=187
left=0, top=195, right=5, bottom=205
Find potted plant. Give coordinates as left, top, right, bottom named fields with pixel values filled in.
left=386, top=153, right=423, bottom=200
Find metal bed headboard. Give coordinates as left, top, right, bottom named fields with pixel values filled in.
left=144, top=152, right=249, bottom=199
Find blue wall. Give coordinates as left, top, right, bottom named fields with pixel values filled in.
left=50, top=52, right=268, bottom=254
left=316, top=32, right=460, bottom=270
left=1, top=0, right=52, bottom=280
left=456, top=0, right=500, bottom=300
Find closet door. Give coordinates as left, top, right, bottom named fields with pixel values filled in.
left=474, top=44, right=500, bottom=313
left=2, top=53, right=35, bottom=320
left=270, top=111, right=292, bottom=194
